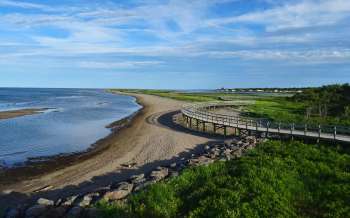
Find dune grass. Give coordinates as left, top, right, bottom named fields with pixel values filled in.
left=96, top=140, right=350, bottom=218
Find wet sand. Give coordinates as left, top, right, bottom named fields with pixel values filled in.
left=0, top=108, right=47, bottom=120
left=0, top=92, right=219, bottom=208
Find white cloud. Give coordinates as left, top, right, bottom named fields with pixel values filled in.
left=207, top=0, right=350, bottom=31
left=0, top=0, right=48, bottom=9
left=78, top=61, right=163, bottom=69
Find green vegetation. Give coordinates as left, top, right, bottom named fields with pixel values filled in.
left=96, top=141, right=350, bottom=218
left=291, top=84, right=350, bottom=122
left=113, top=84, right=350, bottom=126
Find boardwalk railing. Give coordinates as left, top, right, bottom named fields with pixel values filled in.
left=181, top=102, right=350, bottom=143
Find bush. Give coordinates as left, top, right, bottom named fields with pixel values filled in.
left=97, top=141, right=350, bottom=218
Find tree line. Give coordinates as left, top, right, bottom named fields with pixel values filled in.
left=291, top=83, right=350, bottom=119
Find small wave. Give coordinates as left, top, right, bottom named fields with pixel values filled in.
left=55, top=96, right=83, bottom=99
left=0, top=150, right=27, bottom=158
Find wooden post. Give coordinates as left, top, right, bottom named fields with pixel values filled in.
left=266, top=122, right=270, bottom=137
left=213, top=123, right=216, bottom=133
left=189, top=117, right=192, bottom=128
left=196, top=119, right=199, bottom=130
left=203, top=122, right=206, bottom=132
left=224, top=126, right=227, bottom=137
left=304, top=124, right=307, bottom=136
left=334, top=126, right=337, bottom=140
left=291, top=123, right=294, bottom=140
left=318, top=125, right=321, bottom=143
left=278, top=122, right=281, bottom=133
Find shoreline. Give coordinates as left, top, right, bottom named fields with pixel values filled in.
left=0, top=94, right=144, bottom=185
left=0, top=108, right=51, bottom=120
left=0, top=92, right=216, bottom=210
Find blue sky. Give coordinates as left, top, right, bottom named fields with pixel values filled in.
left=0, top=0, right=349, bottom=89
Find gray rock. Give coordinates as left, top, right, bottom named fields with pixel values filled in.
left=170, top=162, right=177, bottom=168
left=133, top=181, right=155, bottom=192
left=62, top=195, right=78, bottom=206
left=55, top=198, right=62, bottom=206
left=232, top=148, right=242, bottom=158
left=25, top=205, right=47, bottom=218
left=5, top=207, right=20, bottom=218
left=78, top=193, right=100, bottom=207
left=189, top=156, right=214, bottom=166
left=66, top=206, right=83, bottom=218
left=37, top=198, right=54, bottom=206
left=204, top=145, right=211, bottom=151
left=150, top=167, right=169, bottom=181
left=130, top=173, right=145, bottom=184
left=84, top=208, right=99, bottom=218
left=104, top=182, right=133, bottom=201
left=169, top=171, right=179, bottom=177
left=39, top=206, right=67, bottom=218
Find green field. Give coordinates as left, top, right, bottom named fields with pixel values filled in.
left=112, top=89, right=350, bottom=126
left=96, top=141, right=350, bottom=218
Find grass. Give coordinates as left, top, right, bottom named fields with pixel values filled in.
left=96, top=140, right=350, bottom=218
left=112, top=89, right=350, bottom=126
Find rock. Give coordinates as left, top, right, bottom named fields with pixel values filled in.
left=133, top=181, right=155, bottom=192
left=62, top=195, right=78, bottom=206
left=189, top=156, right=214, bottom=166
left=204, top=145, right=210, bottom=151
left=78, top=193, right=100, bottom=207
left=84, top=208, right=99, bottom=218
left=232, top=148, right=242, bottom=158
left=55, top=198, right=62, bottom=206
left=5, top=207, right=20, bottom=218
left=245, top=136, right=257, bottom=144
left=150, top=167, right=169, bottom=181
left=130, top=173, right=145, bottom=184
left=169, top=162, right=177, bottom=168
left=225, top=138, right=240, bottom=145
left=37, top=198, right=54, bottom=206
left=25, top=205, right=47, bottom=218
left=66, top=206, right=83, bottom=218
left=169, top=171, right=179, bottom=177
left=39, top=207, right=67, bottom=218
left=104, top=182, right=133, bottom=201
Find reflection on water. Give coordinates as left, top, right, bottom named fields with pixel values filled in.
left=0, top=88, right=141, bottom=166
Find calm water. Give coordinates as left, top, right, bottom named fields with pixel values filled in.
left=0, top=88, right=141, bottom=167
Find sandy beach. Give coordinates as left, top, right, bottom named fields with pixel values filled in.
left=0, top=108, right=47, bottom=120
left=0, top=93, right=220, bottom=208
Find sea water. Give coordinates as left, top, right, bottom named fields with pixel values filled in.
left=0, top=88, right=141, bottom=166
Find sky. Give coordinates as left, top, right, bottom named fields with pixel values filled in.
left=0, top=0, right=349, bottom=89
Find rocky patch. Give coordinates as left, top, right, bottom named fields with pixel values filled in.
left=5, top=136, right=261, bottom=218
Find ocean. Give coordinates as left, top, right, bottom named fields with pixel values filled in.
left=0, top=88, right=141, bottom=167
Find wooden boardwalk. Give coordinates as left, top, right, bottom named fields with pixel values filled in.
left=181, top=102, right=350, bottom=143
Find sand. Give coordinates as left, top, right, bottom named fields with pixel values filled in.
left=0, top=93, right=221, bottom=207
left=0, top=108, right=47, bottom=120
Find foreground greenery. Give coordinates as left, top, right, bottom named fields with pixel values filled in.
left=96, top=140, right=350, bottom=218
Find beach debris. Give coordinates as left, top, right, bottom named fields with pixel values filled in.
left=33, top=185, right=53, bottom=193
